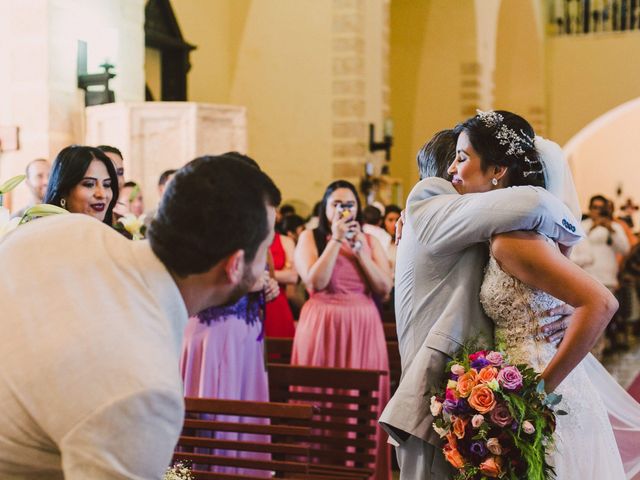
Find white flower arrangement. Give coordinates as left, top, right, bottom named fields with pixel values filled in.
left=117, top=213, right=147, bottom=240
left=163, top=461, right=194, bottom=480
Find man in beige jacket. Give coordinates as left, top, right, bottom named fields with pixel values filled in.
left=0, top=155, right=280, bottom=479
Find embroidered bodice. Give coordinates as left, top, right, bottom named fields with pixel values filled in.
left=479, top=254, right=562, bottom=370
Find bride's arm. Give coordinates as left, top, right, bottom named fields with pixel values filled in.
left=491, top=231, right=618, bottom=393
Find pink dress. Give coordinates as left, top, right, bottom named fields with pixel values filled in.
left=292, top=236, right=391, bottom=480
left=180, top=293, right=270, bottom=477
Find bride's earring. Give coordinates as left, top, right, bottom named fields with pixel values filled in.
left=60, top=198, right=66, bottom=208
left=491, top=178, right=498, bottom=186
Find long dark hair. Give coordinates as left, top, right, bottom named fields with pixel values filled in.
left=44, top=145, right=119, bottom=225
left=313, top=180, right=363, bottom=254
left=454, top=110, right=545, bottom=188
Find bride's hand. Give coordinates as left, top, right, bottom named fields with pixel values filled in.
left=540, top=304, right=575, bottom=345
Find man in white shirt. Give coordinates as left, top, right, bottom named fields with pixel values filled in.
left=0, top=154, right=280, bottom=479
left=572, top=195, right=630, bottom=289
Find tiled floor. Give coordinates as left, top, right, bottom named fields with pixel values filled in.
left=602, top=333, right=640, bottom=389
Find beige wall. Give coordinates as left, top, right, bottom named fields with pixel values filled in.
left=390, top=0, right=479, bottom=194
left=547, top=32, right=640, bottom=145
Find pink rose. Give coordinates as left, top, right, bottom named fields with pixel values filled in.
left=471, top=414, right=485, bottom=428
left=489, top=403, right=513, bottom=427
left=497, top=366, right=523, bottom=391
left=486, top=437, right=502, bottom=455
left=451, top=364, right=466, bottom=376
left=522, top=420, right=536, bottom=434
left=469, top=350, right=488, bottom=362
left=485, top=351, right=504, bottom=366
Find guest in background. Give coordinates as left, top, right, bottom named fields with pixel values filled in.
left=383, top=204, right=401, bottom=273
left=97, top=145, right=125, bottom=191
left=281, top=214, right=305, bottom=243
left=145, top=169, right=177, bottom=227
left=293, top=180, right=392, bottom=480
left=180, top=153, right=281, bottom=477
left=572, top=194, right=630, bottom=357
left=362, top=205, right=392, bottom=256
left=265, top=230, right=297, bottom=337
left=12, top=158, right=50, bottom=218
left=119, top=181, right=145, bottom=217
left=305, top=201, right=322, bottom=230
left=44, top=145, right=118, bottom=225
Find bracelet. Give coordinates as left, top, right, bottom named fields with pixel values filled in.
left=331, top=237, right=344, bottom=244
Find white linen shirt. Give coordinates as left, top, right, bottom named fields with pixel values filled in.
left=0, top=214, right=188, bottom=479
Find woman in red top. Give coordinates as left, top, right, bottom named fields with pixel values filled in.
left=264, top=232, right=297, bottom=337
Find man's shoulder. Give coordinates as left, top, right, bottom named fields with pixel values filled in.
left=407, top=177, right=457, bottom=205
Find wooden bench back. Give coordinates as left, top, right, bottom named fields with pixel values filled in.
left=268, top=364, right=385, bottom=479
left=173, top=398, right=314, bottom=480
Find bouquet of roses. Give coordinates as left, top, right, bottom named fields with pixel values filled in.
left=430, top=347, right=564, bottom=480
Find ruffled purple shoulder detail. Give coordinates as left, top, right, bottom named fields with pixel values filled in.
left=197, top=291, right=264, bottom=329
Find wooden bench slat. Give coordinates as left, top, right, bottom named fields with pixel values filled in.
left=274, top=390, right=378, bottom=406
left=173, top=452, right=308, bottom=473
left=178, top=436, right=309, bottom=455
left=183, top=419, right=308, bottom=436
left=185, top=397, right=313, bottom=419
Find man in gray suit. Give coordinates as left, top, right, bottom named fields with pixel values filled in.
left=378, top=130, right=582, bottom=479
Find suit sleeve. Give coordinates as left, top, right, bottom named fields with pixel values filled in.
left=59, top=388, right=184, bottom=479
left=407, top=184, right=583, bottom=257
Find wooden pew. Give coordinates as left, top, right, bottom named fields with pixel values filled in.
left=173, top=398, right=313, bottom=480
left=266, top=336, right=294, bottom=364
left=268, top=364, right=386, bottom=480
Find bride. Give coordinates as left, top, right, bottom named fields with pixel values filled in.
left=447, top=110, right=640, bottom=479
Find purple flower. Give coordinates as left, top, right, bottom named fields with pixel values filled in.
left=471, top=358, right=490, bottom=370
left=443, top=399, right=458, bottom=414
left=497, top=366, right=523, bottom=391
left=489, top=403, right=513, bottom=427
left=469, top=441, right=488, bottom=458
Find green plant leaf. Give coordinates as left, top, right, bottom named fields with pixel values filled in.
left=536, top=380, right=545, bottom=395
left=556, top=409, right=568, bottom=416
left=0, top=175, right=26, bottom=194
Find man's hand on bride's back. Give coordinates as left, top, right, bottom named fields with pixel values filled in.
left=540, top=304, right=575, bottom=345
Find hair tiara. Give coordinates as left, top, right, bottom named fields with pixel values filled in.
left=475, top=110, right=541, bottom=177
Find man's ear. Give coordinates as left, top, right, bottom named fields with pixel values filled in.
left=223, top=250, right=245, bottom=285
left=493, top=165, right=508, bottom=181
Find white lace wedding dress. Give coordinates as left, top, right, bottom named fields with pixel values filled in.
left=479, top=252, right=637, bottom=479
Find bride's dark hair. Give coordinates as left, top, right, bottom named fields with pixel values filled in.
left=454, top=110, right=545, bottom=189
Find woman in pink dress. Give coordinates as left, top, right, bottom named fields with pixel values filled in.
left=293, top=180, right=393, bottom=480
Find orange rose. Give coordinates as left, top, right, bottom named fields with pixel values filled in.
left=478, top=365, right=498, bottom=384
left=479, top=456, right=503, bottom=478
left=446, top=432, right=458, bottom=449
left=452, top=416, right=469, bottom=439
left=468, top=384, right=496, bottom=414
left=443, top=443, right=465, bottom=469
left=456, top=369, right=478, bottom=398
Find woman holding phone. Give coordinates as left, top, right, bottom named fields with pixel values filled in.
left=292, top=180, right=393, bottom=480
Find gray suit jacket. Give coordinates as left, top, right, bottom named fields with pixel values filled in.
left=379, top=178, right=583, bottom=449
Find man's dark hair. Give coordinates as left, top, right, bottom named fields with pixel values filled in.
left=158, top=169, right=177, bottom=187
left=44, top=145, right=119, bottom=225
left=589, top=195, right=609, bottom=208
left=363, top=205, right=382, bottom=226
left=280, top=204, right=296, bottom=216
left=417, top=129, right=456, bottom=180
left=384, top=204, right=402, bottom=217
left=96, top=145, right=123, bottom=159
left=147, top=154, right=281, bottom=277
left=280, top=214, right=305, bottom=235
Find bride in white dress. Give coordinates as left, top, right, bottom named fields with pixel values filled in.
left=448, top=110, right=640, bottom=479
